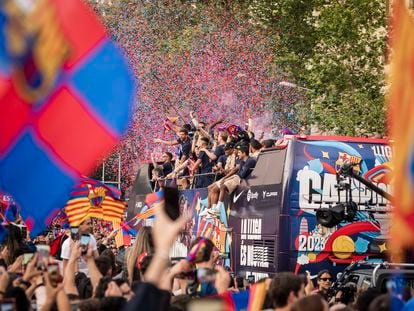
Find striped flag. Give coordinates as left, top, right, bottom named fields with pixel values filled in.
left=113, top=220, right=129, bottom=248
left=64, top=179, right=126, bottom=226
left=246, top=282, right=267, bottom=311
left=132, top=208, right=155, bottom=221
left=389, top=0, right=414, bottom=259
left=114, top=221, right=137, bottom=248
left=220, top=282, right=267, bottom=311
left=120, top=221, right=137, bottom=236
left=131, top=191, right=162, bottom=220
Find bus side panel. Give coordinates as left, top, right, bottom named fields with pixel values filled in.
left=173, top=188, right=235, bottom=260
left=229, top=184, right=283, bottom=278
left=126, top=183, right=284, bottom=278
left=127, top=188, right=234, bottom=262
left=286, top=140, right=392, bottom=275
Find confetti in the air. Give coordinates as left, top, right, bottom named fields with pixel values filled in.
left=89, top=1, right=304, bottom=190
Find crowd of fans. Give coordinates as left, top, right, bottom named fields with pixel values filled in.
left=0, top=113, right=407, bottom=310
left=0, top=203, right=411, bottom=311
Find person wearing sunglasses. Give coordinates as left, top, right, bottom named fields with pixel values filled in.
left=315, top=270, right=333, bottom=300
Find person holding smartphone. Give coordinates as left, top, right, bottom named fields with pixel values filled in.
left=61, top=218, right=99, bottom=277
left=185, top=237, right=219, bottom=298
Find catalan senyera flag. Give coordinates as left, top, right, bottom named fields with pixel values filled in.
left=113, top=220, right=127, bottom=248
left=389, top=0, right=414, bottom=259
left=0, top=0, right=135, bottom=235
left=64, top=179, right=126, bottom=226
left=132, top=207, right=155, bottom=221
left=113, top=220, right=137, bottom=248
left=133, top=191, right=162, bottom=220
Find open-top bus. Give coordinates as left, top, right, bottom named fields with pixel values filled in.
left=127, top=136, right=392, bottom=281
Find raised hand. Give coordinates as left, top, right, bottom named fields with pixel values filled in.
left=23, top=253, right=41, bottom=282
left=105, top=281, right=123, bottom=297
left=214, top=265, right=231, bottom=294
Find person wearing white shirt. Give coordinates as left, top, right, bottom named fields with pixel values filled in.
left=61, top=217, right=99, bottom=276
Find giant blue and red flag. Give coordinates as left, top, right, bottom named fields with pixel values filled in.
left=0, top=0, right=135, bottom=235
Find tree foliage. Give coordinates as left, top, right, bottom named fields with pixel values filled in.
left=248, top=0, right=388, bottom=136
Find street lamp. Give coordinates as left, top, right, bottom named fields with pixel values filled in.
left=278, top=81, right=319, bottom=135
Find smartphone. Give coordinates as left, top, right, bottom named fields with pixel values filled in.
left=47, top=263, right=59, bottom=274
left=247, top=275, right=255, bottom=284
left=176, top=268, right=216, bottom=283
left=163, top=186, right=180, bottom=220
left=70, top=227, right=79, bottom=241
left=1, top=299, right=16, bottom=311
left=218, top=252, right=230, bottom=260
left=37, top=245, right=50, bottom=270
left=197, top=268, right=217, bottom=283
left=23, top=253, right=34, bottom=266
left=47, top=263, right=60, bottom=287
left=80, top=234, right=91, bottom=246
left=80, top=234, right=91, bottom=254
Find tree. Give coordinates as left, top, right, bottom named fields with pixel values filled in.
left=248, top=0, right=388, bottom=136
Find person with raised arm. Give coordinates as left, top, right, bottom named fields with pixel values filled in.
left=124, top=200, right=190, bottom=310
left=154, top=128, right=192, bottom=165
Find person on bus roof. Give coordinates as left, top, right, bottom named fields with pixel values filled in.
left=154, top=128, right=192, bottom=165
left=192, top=137, right=214, bottom=188
left=208, top=143, right=256, bottom=216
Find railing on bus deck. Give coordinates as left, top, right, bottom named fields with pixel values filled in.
left=151, top=167, right=254, bottom=192
left=152, top=172, right=219, bottom=191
